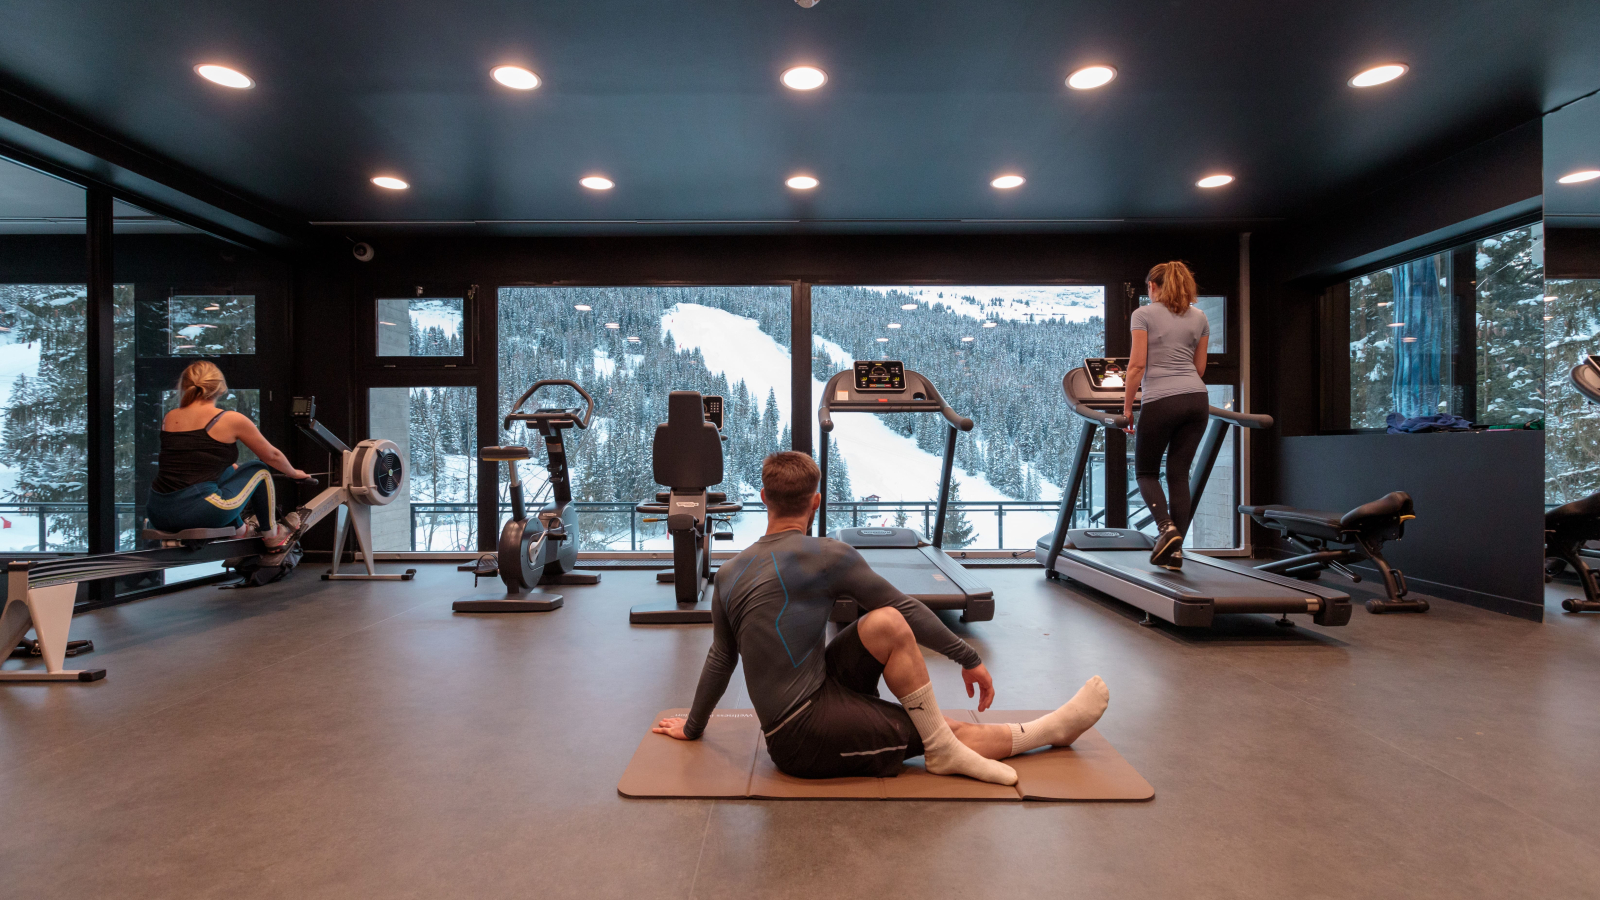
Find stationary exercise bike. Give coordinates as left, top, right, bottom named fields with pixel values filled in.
left=1544, top=356, right=1600, bottom=613
left=629, top=391, right=742, bottom=624
left=453, top=380, right=600, bottom=613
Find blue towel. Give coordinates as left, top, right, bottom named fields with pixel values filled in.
left=1385, top=413, right=1474, bottom=434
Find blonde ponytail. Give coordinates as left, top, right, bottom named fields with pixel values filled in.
left=178, top=361, right=228, bottom=407
left=1146, top=261, right=1198, bottom=315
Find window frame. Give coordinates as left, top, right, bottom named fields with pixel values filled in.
left=361, top=282, right=477, bottom=369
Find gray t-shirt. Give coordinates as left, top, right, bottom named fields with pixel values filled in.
left=1130, top=302, right=1209, bottom=403
left=683, top=529, right=982, bottom=739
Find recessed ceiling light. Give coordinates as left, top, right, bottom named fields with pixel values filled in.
left=491, top=65, right=541, bottom=90
left=371, top=176, right=409, bottom=190
left=781, top=66, right=827, bottom=90
left=194, top=64, right=254, bottom=89
left=1349, top=64, right=1408, bottom=88
left=1544, top=315, right=1554, bottom=321
left=887, top=323, right=902, bottom=329
left=1401, top=336, right=1419, bottom=342
left=605, top=322, right=620, bottom=329
left=786, top=175, right=819, bottom=190
left=876, top=337, right=889, bottom=342
left=1387, top=322, right=1406, bottom=327
left=1544, top=296, right=1557, bottom=302
left=982, top=321, right=997, bottom=328
left=961, top=336, right=975, bottom=342
left=626, top=336, right=641, bottom=343
left=1558, top=170, right=1600, bottom=184
left=1196, top=174, right=1234, bottom=188
left=580, top=176, right=614, bottom=190
left=991, top=174, right=1025, bottom=189
left=1066, top=65, right=1117, bottom=90
left=900, top=303, right=917, bottom=310
left=574, top=304, right=592, bottom=311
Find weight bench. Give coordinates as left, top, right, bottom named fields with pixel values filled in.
left=1241, top=491, right=1425, bottom=613
left=1544, top=490, right=1600, bottom=613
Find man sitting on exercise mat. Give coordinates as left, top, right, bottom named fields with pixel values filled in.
left=653, top=451, right=1110, bottom=784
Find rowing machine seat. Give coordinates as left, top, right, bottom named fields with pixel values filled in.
left=1241, top=491, right=1414, bottom=543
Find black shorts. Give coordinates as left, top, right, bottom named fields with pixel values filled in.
left=762, top=621, right=925, bottom=779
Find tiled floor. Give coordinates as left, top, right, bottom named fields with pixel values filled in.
left=3, top=563, right=1597, bottom=899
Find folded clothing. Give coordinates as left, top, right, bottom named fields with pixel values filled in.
left=1385, top=413, right=1474, bottom=434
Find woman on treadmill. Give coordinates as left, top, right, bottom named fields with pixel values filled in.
left=145, top=361, right=308, bottom=547
left=1123, top=261, right=1210, bottom=570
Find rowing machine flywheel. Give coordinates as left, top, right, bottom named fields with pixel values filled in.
left=347, top=439, right=407, bottom=506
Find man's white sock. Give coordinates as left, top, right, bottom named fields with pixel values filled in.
left=1008, top=676, right=1110, bottom=756
left=898, top=682, right=1017, bottom=785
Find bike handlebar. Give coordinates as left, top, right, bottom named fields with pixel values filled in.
left=503, top=379, right=596, bottom=432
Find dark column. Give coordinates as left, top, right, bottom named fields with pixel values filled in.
left=475, top=283, right=500, bottom=551
left=791, top=282, right=812, bottom=456
left=85, top=188, right=116, bottom=599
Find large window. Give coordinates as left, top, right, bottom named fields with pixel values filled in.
left=811, top=286, right=1105, bottom=550
left=370, top=386, right=477, bottom=551
left=1544, top=278, right=1600, bottom=505
left=1344, top=222, right=1544, bottom=429
left=497, top=286, right=790, bottom=552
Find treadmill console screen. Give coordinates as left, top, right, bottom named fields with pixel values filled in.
left=1084, top=358, right=1132, bottom=390
left=853, top=361, right=906, bottom=392
left=702, top=395, right=725, bottom=430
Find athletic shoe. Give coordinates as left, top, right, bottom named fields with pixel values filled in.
left=1150, top=526, right=1184, bottom=570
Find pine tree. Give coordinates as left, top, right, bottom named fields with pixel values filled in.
left=940, top=478, right=976, bottom=548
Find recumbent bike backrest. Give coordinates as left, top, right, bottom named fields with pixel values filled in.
left=652, top=390, right=723, bottom=491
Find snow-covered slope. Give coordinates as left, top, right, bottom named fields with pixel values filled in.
left=660, top=303, right=1057, bottom=549
left=855, top=285, right=1105, bottom=325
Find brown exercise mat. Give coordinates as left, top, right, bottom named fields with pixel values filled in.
left=618, top=708, right=1153, bottom=801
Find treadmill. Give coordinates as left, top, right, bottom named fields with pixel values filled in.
left=817, top=361, right=995, bottom=623
left=1035, top=358, right=1353, bottom=628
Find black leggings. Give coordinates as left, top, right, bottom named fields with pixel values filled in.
left=1134, top=392, right=1210, bottom=535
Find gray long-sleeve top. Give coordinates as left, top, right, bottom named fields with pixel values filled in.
left=683, top=529, right=982, bottom=739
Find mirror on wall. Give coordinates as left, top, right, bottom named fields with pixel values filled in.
left=1542, top=94, right=1600, bottom=508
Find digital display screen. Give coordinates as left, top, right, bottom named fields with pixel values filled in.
left=1084, top=357, right=1132, bottom=390
left=854, top=360, right=906, bottom=392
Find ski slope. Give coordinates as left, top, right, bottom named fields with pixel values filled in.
left=659, top=302, right=1059, bottom=550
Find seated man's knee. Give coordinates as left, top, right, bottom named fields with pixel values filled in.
left=860, top=607, right=912, bottom=642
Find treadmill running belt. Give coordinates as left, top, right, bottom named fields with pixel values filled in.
left=854, top=549, right=966, bottom=600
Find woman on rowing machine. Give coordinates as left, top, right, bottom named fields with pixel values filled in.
left=145, top=361, right=309, bottom=547
left=1123, top=260, right=1210, bottom=571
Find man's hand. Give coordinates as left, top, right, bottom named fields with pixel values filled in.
left=652, top=716, right=692, bottom=740
left=962, top=664, right=996, bottom=711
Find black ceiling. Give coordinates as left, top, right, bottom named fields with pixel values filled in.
left=0, top=0, right=1597, bottom=236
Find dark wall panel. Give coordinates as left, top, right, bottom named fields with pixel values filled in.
left=1275, top=431, right=1544, bottom=620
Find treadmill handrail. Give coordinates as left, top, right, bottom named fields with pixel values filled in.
left=1207, top=406, right=1272, bottom=430
left=817, top=370, right=974, bottom=432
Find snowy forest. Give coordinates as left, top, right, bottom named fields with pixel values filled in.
left=495, top=285, right=1103, bottom=550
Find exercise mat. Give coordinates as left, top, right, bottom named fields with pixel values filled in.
left=618, top=708, right=1153, bottom=801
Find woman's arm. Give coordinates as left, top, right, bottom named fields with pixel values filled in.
left=228, top=414, right=309, bottom=479
left=1195, top=334, right=1209, bottom=378
left=1123, top=329, right=1148, bottom=428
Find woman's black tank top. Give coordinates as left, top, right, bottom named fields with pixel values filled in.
left=151, top=410, right=239, bottom=493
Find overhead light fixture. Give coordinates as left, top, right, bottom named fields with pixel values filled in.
left=1196, top=174, right=1234, bottom=188
left=876, top=337, right=889, bottom=342
left=491, top=65, right=541, bottom=90
left=1349, top=64, right=1408, bottom=88
left=982, top=321, right=997, bottom=328
left=626, top=336, right=641, bottom=343
left=961, top=336, right=975, bottom=342
left=887, top=323, right=902, bottom=329
left=580, top=175, right=614, bottom=190
left=1558, top=170, right=1600, bottom=185
left=378, top=321, right=398, bottom=326
left=1066, top=65, right=1117, bottom=90
left=1544, top=296, right=1557, bottom=303
left=786, top=175, right=819, bottom=190
left=605, top=322, right=620, bottom=329
left=781, top=66, right=827, bottom=91
left=1401, top=336, right=1419, bottom=342
left=1544, top=315, right=1554, bottom=321
left=371, top=176, right=409, bottom=190
left=194, top=64, right=254, bottom=89
left=900, top=303, right=917, bottom=310
left=1387, top=322, right=1406, bottom=327
left=204, top=304, right=220, bottom=311
left=991, top=174, right=1025, bottom=189
left=574, top=304, right=592, bottom=311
